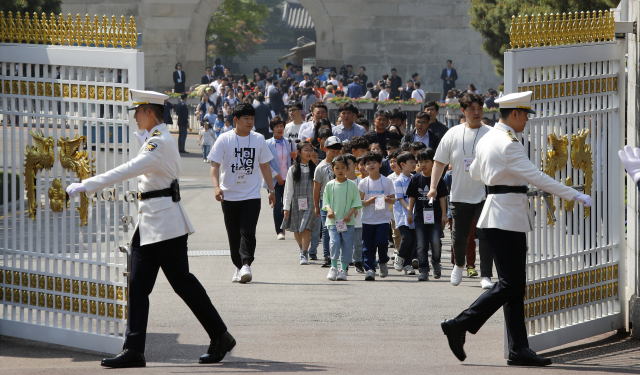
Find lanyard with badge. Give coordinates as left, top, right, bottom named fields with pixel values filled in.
left=235, top=133, right=251, bottom=184
left=368, top=178, right=386, bottom=211
left=462, top=126, right=480, bottom=172
left=333, top=181, right=350, bottom=232
left=420, top=174, right=435, bottom=224
left=298, top=165, right=309, bottom=210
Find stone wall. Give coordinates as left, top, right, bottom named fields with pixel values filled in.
left=62, top=0, right=501, bottom=94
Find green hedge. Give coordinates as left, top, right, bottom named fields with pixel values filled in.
left=0, top=171, right=20, bottom=204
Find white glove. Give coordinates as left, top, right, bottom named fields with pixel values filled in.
left=573, top=193, right=593, bottom=207
left=66, top=183, right=86, bottom=198
left=618, top=145, right=640, bottom=185
left=133, top=130, right=150, bottom=146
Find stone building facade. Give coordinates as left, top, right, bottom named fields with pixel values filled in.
left=62, top=0, right=501, bottom=94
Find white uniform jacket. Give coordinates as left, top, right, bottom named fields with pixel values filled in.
left=83, top=123, right=195, bottom=245
left=469, top=122, right=578, bottom=232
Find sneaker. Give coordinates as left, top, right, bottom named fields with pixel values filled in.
left=337, top=269, right=348, bottom=281
left=327, top=267, right=338, bottom=281
left=309, top=254, right=318, bottom=261
left=418, top=272, right=429, bottom=281
left=379, top=263, right=388, bottom=278
left=481, top=277, right=494, bottom=289
left=403, top=265, right=415, bottom=275
left=349, top=262, right=354, bottom=266
left=365, top=269, right=375, bottom=281
left=277, top=233, right=285, bottom=240
left=451, top=265, right=463, bottom=286
left=467, top=267, right=478, bottom=277
left=300, top=253, right=309, bottom=265
left=354, top=262, right=365, bottom=273
left=203, top=159, right=208, bottom=163
left=238, top=265, right=252, bottom=283
left=394, top=255, right=405, bottom=272
left=321, top=256, right=331, bottom=267
left=231, top=268, right=240, bottom=283
left=434, top=267, right=442, bottom=279
left=411, top=259, right=419, bottom=269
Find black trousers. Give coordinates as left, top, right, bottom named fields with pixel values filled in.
left=178, top=125, right=188, bottom=151
left=450, top=201, right=493, bottom=277
left=124, top=231, right=227, bottom=351
left=221, top=199, right=261, bottom=268
left=456, top=227, right=528, bottom=351
left=273, top=183, right=285, bottom=235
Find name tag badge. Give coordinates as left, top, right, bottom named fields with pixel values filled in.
left=464, top=158, right=474, bottom=172
left=335, top=219, right=347, bottom=232
left=423, top=208, right=435, bottom=224
left=177, top=78, right=182, bottom=83
left=236, top=169, right=247, bottom=184
left=298, top=198, right=308, bottom=210
left=375, top=195, right=386, bottom=210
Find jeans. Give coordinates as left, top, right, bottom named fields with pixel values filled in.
left=352, top=227, right=363, bottom=263
left=273, top=183, right=285, bottom=235
left=450, top=201, right=493, bottom=277
left=201, top=144, right=211, bottom=160
left=178, top=125, right=188, bottom=151
left=362, top=223, right=390, bottom=271
left=320, top=201, right=330, bottom=258
left=456, top=228, right=528, bottom=351
left=221, top=199, right=261, bottom=268
left=309, top=216, right=320, bottom=256
left=397, top=225, right=416, bottom=267
left=447, top=118, right=457, bottom=128
left=415, top=220, right=441, bottom=274
left=327, top=225, right=355, bottom=266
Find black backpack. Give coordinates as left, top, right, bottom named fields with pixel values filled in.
left=213, top=65, right=224, bottom=78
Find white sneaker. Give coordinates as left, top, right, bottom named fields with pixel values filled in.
left=379, top=263, right=388, bottom=278
left=404, top=265, right=415, bottom=275
left=365, top=269, right=375, bottom=281
left=337, top=269, right=347, bottom=281
left=277, top=233, right=285, bottom=240
left=239, top=265, right=252, bottom=283
left=394, top=255, right=405, bottom=271
left=451, top=265, right=463, bottom=286
left=327, top=267, right=338, bottom=281
left=481, top=277, right=494, bottom=289
left=300, top=253, right=309, bottom=265
left=231, top=268, right=240, bottom=283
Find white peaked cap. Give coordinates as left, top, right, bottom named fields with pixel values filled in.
left=128, top=89, right=169, bottom=110
left=494, top=91, right=536, bottom=114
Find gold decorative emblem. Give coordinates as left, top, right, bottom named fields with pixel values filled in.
left=542, top=134, right=569, bottom=224
left=71, top=84, right=78, bottom=98
left=24, top=131, right=55, bottom=219
left=58, top=134, right=96, bottom=226
left=89, top=85, right=95, bottom=99
left=570, top=129, right=593, bottom=217
left=80, top=85, right=87, bottom=99
left=62, top=84, right=69, bottom=98
left=97, top=86, right=104, bottom=100
left=45, top=82, right=52, bottom=96
left=37, top=82, right=44, bottom=96
left=47, top=178, right=65, bottom=212
left=115, top=87, right=122, bottom=101
left=106, top=86, right=113, bottom=101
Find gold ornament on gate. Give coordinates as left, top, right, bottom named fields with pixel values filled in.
left=0, top=11, right=137, bottom=48
left=58, top=134, right=96, bottom=226
left=24, top=131, right=55, bottom=219
left=47, top=178, right=65, bottom=212
left=542, top=134, right=568, bottom=224
left=570, top=129, right=593, bottom=218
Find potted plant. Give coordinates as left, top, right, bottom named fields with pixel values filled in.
left=377, top=99, right=400, bottom=111
left=353, top=98, right=376, bottom=110
left=327, top=97, right=353, bottom=111
left=399, top=99, right=422, bottom=111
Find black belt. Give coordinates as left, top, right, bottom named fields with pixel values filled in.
left=486, top=185, right=528, bottom=195
left=138, top=188, right=172, bottom=201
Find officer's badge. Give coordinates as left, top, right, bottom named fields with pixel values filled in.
left=151, top=130, right=162, bottom=137
left=146, top=142, right=158, bottom=152
left=507, top=131, right=519, bottom=142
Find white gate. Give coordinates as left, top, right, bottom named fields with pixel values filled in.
left=0, top=13, right=142, bottom=354
left=503, top=11, right=626, bottom=354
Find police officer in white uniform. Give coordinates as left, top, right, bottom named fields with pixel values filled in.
left=66, top=90, right=234, bottom=368
left=440, top=91, right=592, bottom=367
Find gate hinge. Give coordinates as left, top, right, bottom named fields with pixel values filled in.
left=615, top=21, right=637, bottom=38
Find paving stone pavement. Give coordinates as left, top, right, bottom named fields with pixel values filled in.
left=1, top=135, right=638, bottom=374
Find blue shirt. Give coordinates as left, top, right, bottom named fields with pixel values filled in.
left=393, top=174, right=414, bottom=229
left=317, top=74, right=327, bottom=82
left=347, top=82, right=363, bottom=98
left=332, top=123, right=366, bottom=142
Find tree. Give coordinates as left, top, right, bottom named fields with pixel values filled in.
left=0, top=0, right=61, bottom=15
left=469, top=0, right=619, bottom=76
left=206, top=0, right=269, bottom=62
left=258, top=0, right=296, bottom=44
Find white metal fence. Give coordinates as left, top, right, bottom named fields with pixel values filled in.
left=0, top=43, right=143, bottom=354
left=503, top=40, right=626, bottom=355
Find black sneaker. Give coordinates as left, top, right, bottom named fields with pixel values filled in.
left=411, top=259, right=419, bottom=269
left=309, top=254, right=318, bottom=260
left=349, top=262, right=354, bottom=266
left=321, top=256, right=331, bottom=267
left=354, top=262, right=365, bottom=273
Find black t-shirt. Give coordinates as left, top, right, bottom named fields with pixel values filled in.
left=406, top=173, right=448, bottom=222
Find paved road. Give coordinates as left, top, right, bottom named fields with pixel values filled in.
left=1, top=133, right=638, bottom=374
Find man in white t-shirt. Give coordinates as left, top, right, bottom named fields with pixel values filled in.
left=298, top=102, right=332, bottom=141
left=427, top=93, right=494, bottom=289
left=411, top=82, right=426, bottom=102
left=209, top=103, right=276, bottom=284
left=283, top=101, right=305, bottom=157
left=378, top=83, right=390, bottom=101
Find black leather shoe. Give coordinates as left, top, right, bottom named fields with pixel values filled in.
left=441, top=319, right=466, bottom=362
left=507, top=347, right=552, bottom=366
left=101, top=349, right=146, bottom=368
left=354, top=262, right=364, bottom=273
left=199, top=331, right=236, bottom=364
left=321, top=256, right=331, bottom=267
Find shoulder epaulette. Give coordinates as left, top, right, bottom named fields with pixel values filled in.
left=507, top=131, right=519, bottom=142
left=151, top=130, right=162, bottom=137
